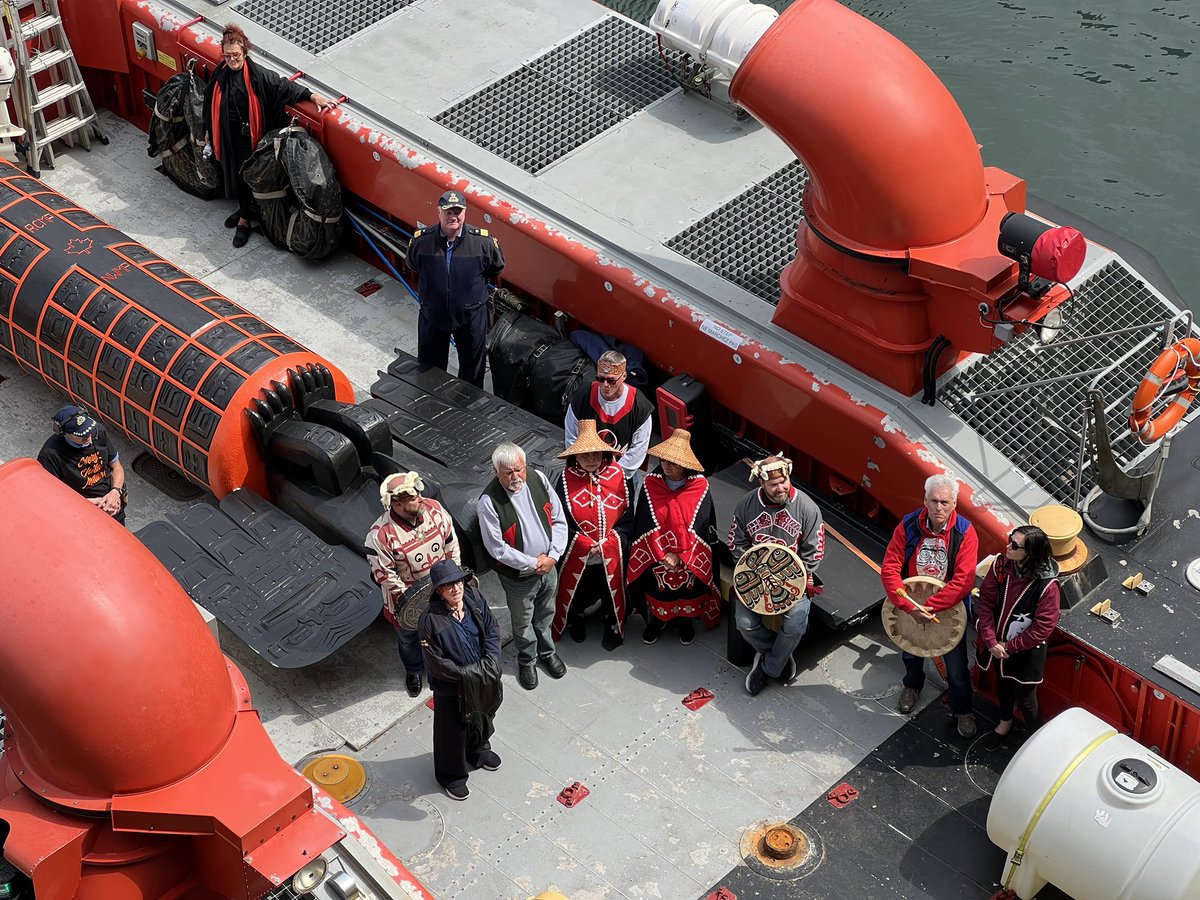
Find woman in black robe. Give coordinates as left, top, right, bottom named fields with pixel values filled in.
left=202, top=23, right=336, bottom=248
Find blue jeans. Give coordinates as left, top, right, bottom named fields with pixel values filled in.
left=735, top=596, right=811, bottom=678
left=498, top=570, right=558, bottom=665
left=396, top=625, right=424, bottom=676
left=902, top=635, right=972, bottom=715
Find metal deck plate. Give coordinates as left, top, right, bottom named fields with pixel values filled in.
left=665, top=160, right=809, bottom=304
left=235, top=0, right=417, bottom=55
left=433, top=16, right=679, bottom=174
left=940, top=259, right=1187, bottom=504
left=137, top=490, right=380, bottom=668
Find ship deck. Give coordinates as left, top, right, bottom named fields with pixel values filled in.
left=0, top=113, right=1021, bottom=899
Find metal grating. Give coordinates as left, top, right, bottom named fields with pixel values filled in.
left=940, top=260, right=1191, bottom=504
left=665, top=159, right=809, bottom=303
left=236, top=0, right=417, bottom=54
left=434, top=17, right=679, bottom=174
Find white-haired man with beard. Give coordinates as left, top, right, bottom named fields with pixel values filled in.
left=729, top=454, right=825, bottom=696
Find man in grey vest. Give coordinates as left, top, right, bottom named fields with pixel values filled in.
left=478, top=442, right=569, bottom=690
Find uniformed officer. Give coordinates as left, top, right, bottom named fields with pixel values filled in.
left=404, top=190, right=505, bottom=388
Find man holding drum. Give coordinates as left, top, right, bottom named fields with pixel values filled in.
left=729, top=455, right=825, bottom=696
left=880, top=474, right=979, bottom=738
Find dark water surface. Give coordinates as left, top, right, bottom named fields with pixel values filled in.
left=605, top=0, right=1199, bottom=307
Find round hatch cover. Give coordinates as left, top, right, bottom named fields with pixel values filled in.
left=1186, top=558, right=1200, bottom=591
left=1110, top=758, right=1157, bottom=794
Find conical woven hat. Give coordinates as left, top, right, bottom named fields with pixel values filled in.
left=560, top=419, right=622, bottom=459
left=648, top=428, right=703, bottom=472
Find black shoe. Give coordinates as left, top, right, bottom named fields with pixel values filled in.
left=232, top=224, right=252, bottom=248
left=956, top=713, right=978, bottom=739
left=897, top=687, right=921, bottom=715
left=642, top=618, right=665, bottom=644
left=224, top=211, right=241, bottom=228
left=444, top=783, right=469, bottom=801
left=745, top=652, right=768, bottom=696
left=405, top=673, right=423, bottom=698
left=518, top=663, right=538, bottom=691
left=777, top=656, right=798, bottom=686
left=477, top=750, right=502, bottom=771
left=601, top=627, right=624, bottom=652
left=568, top=618, right=586, bottom=643
left=540, top=653, right=567, bottom=679
left=678, top=619, right=695, bottom=645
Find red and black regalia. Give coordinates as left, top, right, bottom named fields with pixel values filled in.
left=627, top=469, right=720, bottom=629
left=553, top=460, right=633, bottom=639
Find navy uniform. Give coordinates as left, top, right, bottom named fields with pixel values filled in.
left=405, top=191, right=505, bottom=388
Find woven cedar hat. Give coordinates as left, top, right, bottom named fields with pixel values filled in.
left=648, top=428, right=703, bottom=472
left=559, top=419, right=622, bottom=459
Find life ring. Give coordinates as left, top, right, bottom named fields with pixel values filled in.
left=1129, top=337, right=1200, bottom=443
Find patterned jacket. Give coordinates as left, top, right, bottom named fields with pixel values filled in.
left=365, top=497, right=460, bottom=626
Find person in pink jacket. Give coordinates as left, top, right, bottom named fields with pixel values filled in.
left=975, top=525, right=1061, bottom=749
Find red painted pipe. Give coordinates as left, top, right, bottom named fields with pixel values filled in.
left=729, top=0, right=986, bottom=256
left=0, top=459, right=234, bottom=809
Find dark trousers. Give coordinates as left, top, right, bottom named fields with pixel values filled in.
left=432, top=690, right=489, bottom=790
left=417, top=309, right=487, bottom=388
left=997, top=678, right=1040, bottom=724
left=231, top=134, right=256, bottom=222
left=395, top=625, right=424, bottom=676
left=903, top=636, right=972, bottom=715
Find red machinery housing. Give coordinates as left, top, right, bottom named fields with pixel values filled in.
left=0, top=460, right=431, bottom=898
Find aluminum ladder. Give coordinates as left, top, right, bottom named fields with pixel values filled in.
left=1, top=0, right=106, bottom=177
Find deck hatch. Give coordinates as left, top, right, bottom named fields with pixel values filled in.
left=433, top=16, right=679, bottom=174
left=940, top=260, right=1192, bottom=504
left=665, top=160, right=809, bottom=304
left=234, top=0, right=417, bottom=55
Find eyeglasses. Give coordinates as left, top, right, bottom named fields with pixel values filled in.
left=596, top=375, right=622, bottom=385
left=1008, top=536, right=1026, bottom=550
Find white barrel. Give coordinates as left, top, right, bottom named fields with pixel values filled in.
left=649, top=0, right=779, bottom=79
left=987, top=707, right=1200, bottom=899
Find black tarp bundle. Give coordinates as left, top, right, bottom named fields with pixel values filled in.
left=487, top=309, right=596, bottom=422
left=240, top=125, right=344, bottom=260
left=147, top=68, right=223, bottom=199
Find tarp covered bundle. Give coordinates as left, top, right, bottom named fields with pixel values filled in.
left=487, top=309, right=596, bottom=422
left=147, top=69, right=222, bottom=199
left=240, top=126, right=344, bottom=260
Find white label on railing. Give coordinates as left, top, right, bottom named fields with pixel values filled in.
left=700, top=318, right=744, bottom=351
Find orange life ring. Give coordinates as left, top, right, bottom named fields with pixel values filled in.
left=1129, top=337, right=1200, bottom=443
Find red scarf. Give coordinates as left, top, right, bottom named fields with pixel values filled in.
left=210, top=61, right=264, bottom=161
left=627, top=473, right=713, bottom=586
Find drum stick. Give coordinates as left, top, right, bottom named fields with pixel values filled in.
left=909, top=600, right=941, bottom=625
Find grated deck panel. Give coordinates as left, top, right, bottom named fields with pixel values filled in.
left=236, top=0, right=417, bottom=55
left=665, top=159, right=809, bottom=304
left=433, top=17, right=679, bottom=174
left=940, top=260, right=1190, bottom=504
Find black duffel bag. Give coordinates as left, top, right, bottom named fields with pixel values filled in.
left=487, top=309, right=595, bottom=422
left=148, top=67, right=222, bottom=199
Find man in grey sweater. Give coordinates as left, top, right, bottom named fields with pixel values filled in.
left=728, top=455, right=825, bottom=695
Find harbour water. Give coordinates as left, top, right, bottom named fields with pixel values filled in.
left=606, top=0, right=1199, bottom=309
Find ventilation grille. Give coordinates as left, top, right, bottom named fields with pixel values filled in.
left=236, top=0, right=417, bottom=54
left=665, top=159, right=809, bottom=304
left=434, top=16, right=679, bottom=174
left=940, top=261, right=1191, bottom=503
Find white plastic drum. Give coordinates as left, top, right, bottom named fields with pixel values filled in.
left=650, top=0, right=778, bottom=78
left=987, top=707, right=1200, bottom=899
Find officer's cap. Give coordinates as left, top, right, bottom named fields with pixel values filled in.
left=437, top=191, right=466, bottom=210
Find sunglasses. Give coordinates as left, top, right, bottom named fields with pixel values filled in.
left=596, top=375, right=622, bottom=385
left=1008, top=535, right=1026, bottom=550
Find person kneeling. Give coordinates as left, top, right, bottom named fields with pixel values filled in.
left=418, top=561, right=503, bottom=801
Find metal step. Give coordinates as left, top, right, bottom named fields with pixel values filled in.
left=19, top=12, right=60, bottom=39
left=31, top=79, right=86, bottom=112
left=35, top=112, right=94, bottom=148
left=26, top=46, right=73, bottom=76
